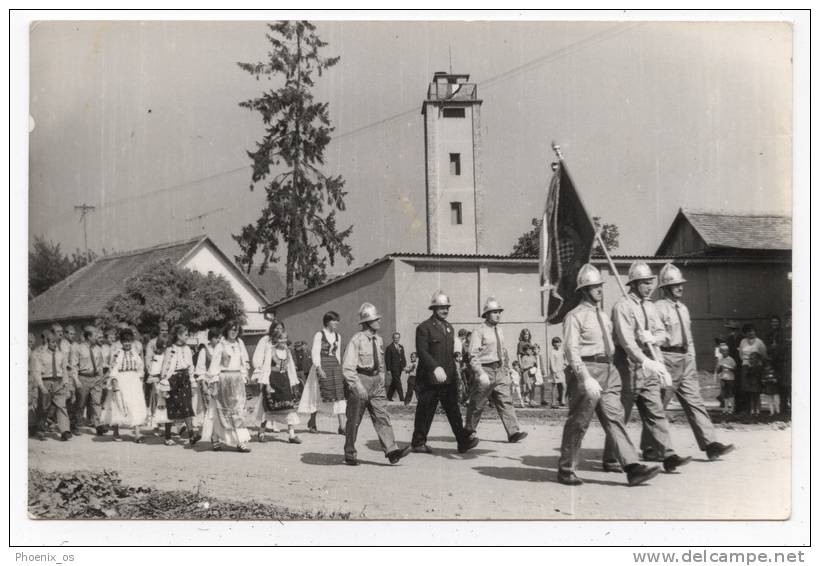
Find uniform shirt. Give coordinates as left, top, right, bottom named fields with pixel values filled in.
left=563, top=299, right=615, bottom=374
left=655, top=298, right=695, bottom=355
left=469, top=321, right=506, bottom=375
left=611, top=292, right=666, bottom=365
left=32, top=347, right=69, bottom=382
left=161, top=343, right=195, bottom=378
left=71, top=342, right=104, bottom=376
left=341, top=331, right=384, bottom=383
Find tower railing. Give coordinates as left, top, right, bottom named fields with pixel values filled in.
left=426, top=82, right=477, bottom=101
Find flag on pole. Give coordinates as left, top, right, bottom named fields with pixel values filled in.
left=539, top=158, right=597, bottom=323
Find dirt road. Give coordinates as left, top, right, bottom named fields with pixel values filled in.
left=28, top=412, right=790, bottom=520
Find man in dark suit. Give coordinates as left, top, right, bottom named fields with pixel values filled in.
left=411, top=290, right=480, bottom=454
left=384, top=332, right=407, bottom=402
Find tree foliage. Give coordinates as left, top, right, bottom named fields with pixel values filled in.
left=234, top=21, right=353, bottom=297
left=100, top=259, right=245, bottom=335
left=511, top=216, right=620, bottom=258
left=29, top=235, right=98, bottom=297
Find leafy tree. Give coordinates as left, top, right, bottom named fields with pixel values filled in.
left=29, top=235, right=98, bottom=297
left=510, top=216, right=619, bottom=258
left=100, top=259, right=245, bottom=335
left=234, top=20, right=353, bottom=297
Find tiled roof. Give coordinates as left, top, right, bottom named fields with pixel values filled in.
left=29, top=237, right=204, bottom=324
left=676, top=208, right=791, bottom=252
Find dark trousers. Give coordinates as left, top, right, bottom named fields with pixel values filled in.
left=558, top=362, right=639, bottom=473
left=640, top=352, right=716, bottom=454
left=411, top=380, right=466, bottom=447
left=386, top=372, right=405, bottom=402
left=344, top=373, right=399, bottom=460
left=603, top=354, right=676, bottom=463
left=404, top=376, right=416, bottom=405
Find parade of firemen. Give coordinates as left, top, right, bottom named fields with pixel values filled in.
left=28, top=257, right=742, bottom=487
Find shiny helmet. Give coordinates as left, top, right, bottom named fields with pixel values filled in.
left=429, top=290, right=452, bottom=310
left=575, top=263, right=604, bottom=291
left=358, top=302, right=382, bottom=324
left=658, top=263, right=687, bottom=288
left=626, top=260, right=655, bottom=285
left=481, top=297, right=504, bottom=317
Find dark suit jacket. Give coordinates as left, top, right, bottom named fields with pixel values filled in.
left=416, top=315, right=456, bottom=386
left=384, top=342, right=407, bottom=379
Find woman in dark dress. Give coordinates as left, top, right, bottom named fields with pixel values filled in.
left=298, top=311, right=347, bottom=434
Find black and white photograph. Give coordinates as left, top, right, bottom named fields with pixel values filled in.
left=10, top=8, right=810, bottom=551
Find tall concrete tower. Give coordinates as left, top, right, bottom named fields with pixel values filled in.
left=422, top=72, right=485, bottom=254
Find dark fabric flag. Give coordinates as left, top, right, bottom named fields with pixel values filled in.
left=540, top=159, right=596, bottom=323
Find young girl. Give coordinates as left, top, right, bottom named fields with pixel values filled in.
left=101, top=328, right=147, bottom=443
left=146, top=336, right=170, bottom=430
left=510, top=360, right=525, bottom=408
left=403, top=352, right=418, bottom=406
left=739, top=324, right=767, bottom=417
left=193, top=328, right=220, bottom=426
left=160, top=325, right=200, bottom=446
left=298, top=312, right=347, bottom=434
left=715, top=343, right=737, bottom=415
left=549, top=337, right=568, bottom=407
left=761, top=361, right=781, bottom=416
left=519, top=345, right=538, bottom=407
left=253, top=329, right=302, bottom=444
left=204, top=320, right=252, bottom=452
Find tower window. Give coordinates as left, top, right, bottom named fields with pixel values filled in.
left=449, top=153, right=461, bottom=175
left=442, top=107, right=465, bottom=118
left=450, top=202, right=463, bottom=225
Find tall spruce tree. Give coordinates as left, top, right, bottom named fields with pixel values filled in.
left=234, top=21, right=352, bottom=297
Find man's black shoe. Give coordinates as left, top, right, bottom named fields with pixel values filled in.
left=602, top=461, right=623, bottom=473
left=95, top=426, right=105, bottom=436
left=557, top=471, right=583, bottom=486
left=626, top=464, right=661, bottom=486
left=411, top=444, right=433, bottom=454
left=508, top=431, right=528, bottom=443
left=663, top=454, right=693, bottom=473
left=387, top=445, right=411, bottom=464
left=706, top=442, right=736, bottom=461
left=457, top=436, right=479, bottom=454
left=60, top=431, right=72, bottom=441
left=344, top=457, right=359, bottom=466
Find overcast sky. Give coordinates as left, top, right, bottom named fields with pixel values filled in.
left=29, top=20, right=792, bottom=271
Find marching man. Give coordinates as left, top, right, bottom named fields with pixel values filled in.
left=602, top=261, right=692, bottom=473
left=341, top=302, right=411, bottom=466
left=465, top=297, right=527, bottom=444
left=557, top=264, right=661, bottom=486
left=641, top=263, right=735, bottom=461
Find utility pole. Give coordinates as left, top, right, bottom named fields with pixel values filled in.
left=74, top=203, right=96, bottom=252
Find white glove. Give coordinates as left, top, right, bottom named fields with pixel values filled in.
left=477, top=372, right=491, bottom=387
left=583, top=376, right=602, bottom=397
left=642, top=358, right=666, bottom=376
left=433, top=367, right=447, bottom=384
left=639, top=330, right=657, bottom=345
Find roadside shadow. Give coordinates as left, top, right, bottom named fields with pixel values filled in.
left=300, top=452, right=345, bottom=466
left=520, top=448, right=611, bottom=473
left=473, top=465, right=627, bottom=487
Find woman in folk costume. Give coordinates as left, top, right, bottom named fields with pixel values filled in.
left=253, top=328, right=303, bottom=444
left=193, top=327, right=220, bottom=425
left=203, top=320, right=252, bottom=452
left=159, top=325, right=201, bottom=446
left=101, top=327, right=148, bottom=443
left=298, top=311, right=347, bottom=435
left=146, top=336, right=170, bottom=430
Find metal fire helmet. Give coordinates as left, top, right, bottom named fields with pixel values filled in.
left=358, top=302, right=382, bottom=324
left=429, top=290, right=452, bottom=310
left=626, top=260, right=655, bottom=285
left=575, top=263, right=604, bottom=291
left=481, top=297, right=504, bottom=317
left=658, top=263, right=687, bottom=288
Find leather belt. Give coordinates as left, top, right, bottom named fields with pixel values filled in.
left=78, top=371, right=99, bottom=377
left=356, top=366, right=380, bottom=376
left=660, top=346, right=687, bottom=354
left=481, top=361, right=502, bottom=370
left=41, top=376, right=62, bottom=381
left=581, top=354, right=612, bottom=363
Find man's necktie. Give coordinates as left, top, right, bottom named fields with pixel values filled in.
left=51, top=350, right=58, bottom=378
left=597, top=307, right=613, bottom=357
left=371, top=337, right=380, bottom=372
left=676, top=303, right=689, bottom=350
left=640, top=299, right=650, bottom=330
left=494, top=325, right=503, bottom=362
left=90, top=345, right=97, bottom=375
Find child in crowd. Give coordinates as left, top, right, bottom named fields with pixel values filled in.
left=761, top=359, right=781, bottom=416
left=510, top=360, right=525, bottom=408
left=519, top=345, right=538, bottom=407
left=549, top=337, right=567, bottom=407
left=253, top=329, right=302, bottom=444
left=404, top=352, right=418, bottom=406
left=146, top=337, right=170, bottom=430
left=715, top=343, right=737, bottom=415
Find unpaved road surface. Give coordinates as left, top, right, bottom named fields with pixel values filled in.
left=29, top=411, right=790, bottom=520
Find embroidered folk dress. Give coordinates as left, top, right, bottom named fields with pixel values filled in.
left=160, top=344, right=196, bottom=421
left=203, top=338, right=251, bottom=447
left=252, top=343, right=301, bottom=426
left=298, top=329, right=347, bottom=416
left=147, top=352, right=170, bottom=425
left=101, top=348, right=148, bottom=428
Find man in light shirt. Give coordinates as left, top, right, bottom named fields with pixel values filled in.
left=70, top=326, right=107, bottom=436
